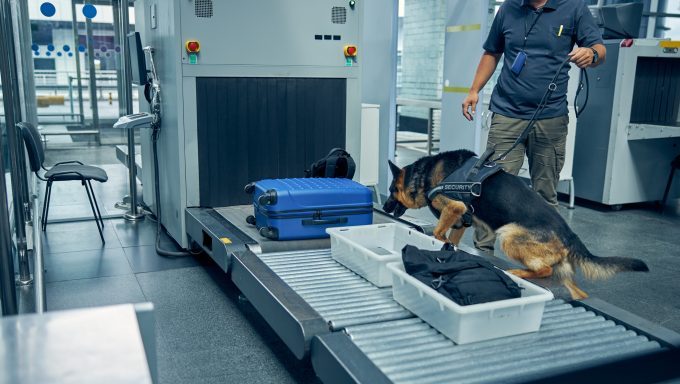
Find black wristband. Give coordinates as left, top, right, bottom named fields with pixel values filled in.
left=589, top=47, right=598, bottom=63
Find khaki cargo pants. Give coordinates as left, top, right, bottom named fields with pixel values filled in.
left=474, top=113, right=568, bottom=252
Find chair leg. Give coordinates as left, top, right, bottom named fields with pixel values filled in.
left=41, top=182, right=49, bottom=231
left=83, top=181, right=105, bottom=244
left=87, top=180, right=104, bottom=229
left=660, top=168, right=676, bottom=213
left=42, top=181, right=53, bottom=232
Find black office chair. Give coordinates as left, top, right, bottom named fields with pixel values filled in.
left=18, top=122, right=108, bottom=243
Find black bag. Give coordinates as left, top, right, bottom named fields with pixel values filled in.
left=305, top=148, right=356, bottom=179
left=402, top=244, right=522, bottom=305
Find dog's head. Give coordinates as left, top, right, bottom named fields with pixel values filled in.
left=383, top=160, right=412, bottom=218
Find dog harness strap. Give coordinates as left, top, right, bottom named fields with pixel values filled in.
left=461, top=211, right=473, bottom=227
left=427, top=156, right=503, bottom=203
left=468, top=148, right=496, bottom=178
left=427, top=155, right=502, bottom=228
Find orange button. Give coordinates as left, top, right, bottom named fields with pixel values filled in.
left=186, top=40, right=200, bottom=53
left=344, top=45, right=357, bottom=57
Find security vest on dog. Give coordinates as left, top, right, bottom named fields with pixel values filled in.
left=427, top=149, right=503, bottom=227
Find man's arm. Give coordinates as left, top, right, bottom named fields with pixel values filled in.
left=571, top=1, right=606, bottom=69
left=569, top=43, right=606, bottom=68
left=462, top=52, right=502, bottom=121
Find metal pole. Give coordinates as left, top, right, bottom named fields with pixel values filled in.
left=426, top=107, right=433, bottom=156
left=647, top=0, right=659, bottom=38
left=0, top=152, right=18, bottom=316
left=120, top=1, right=133, bottom=115
left=0, top=0, right=30, bottom=285
left=85, top=16, right=100, bottom=145
left=68, top=76, right=74, bottom=116
left=111, top=0, right=124, bottom=115
left=13, top=0, right=37, bottom=224
left=70, top=0, right=85, bottom=126
left=120, top=0, right=143, bottom=221
left=0, top=2, right=18, bottom=315
left=32, top=196, right=45, bottom=313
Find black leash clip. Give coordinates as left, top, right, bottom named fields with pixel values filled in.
left=470, top=182, right=482, bottom=197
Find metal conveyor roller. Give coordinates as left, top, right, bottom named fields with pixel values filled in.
left=257, top=249, right=414, bottom=330
left=341, top=299, right=663, bottom=384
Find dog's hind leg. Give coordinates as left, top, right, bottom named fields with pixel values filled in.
left=447, top=227, right=466, bottom=245
left=431, top=196, right=467, bottom=242
left=554, top=260, right=589, bottom=300
left=498, top=224, right=564, bottom=280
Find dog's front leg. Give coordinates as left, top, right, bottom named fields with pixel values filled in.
left=431, top=195, right=467, bottom=242
left=447, top=227, right=466, bottom=245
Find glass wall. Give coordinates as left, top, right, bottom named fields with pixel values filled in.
left=0, top=51, right=16, bottom=262
left=27, top=0, right=136, bottom=149
left=1, top=52, right=18, bottom=315
left=664, top=0, right=680, bottom=39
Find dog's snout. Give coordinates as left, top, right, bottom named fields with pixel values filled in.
left=383, top=197, right=397, bottom=213
left=393, top=203, right=407, bottom=218
left=383, top=196, right=407, bottom=218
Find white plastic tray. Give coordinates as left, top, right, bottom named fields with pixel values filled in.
left=327, top=224, right=444, bottom=287
left=388, top=262, right=554, bottom=344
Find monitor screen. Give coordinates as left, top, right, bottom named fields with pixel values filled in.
left=593, top=3, right=643, bottom=39
left=127, top=32, right=148, bottom=85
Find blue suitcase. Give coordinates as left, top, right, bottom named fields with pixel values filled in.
left=245, top=178, right=373, bottom=240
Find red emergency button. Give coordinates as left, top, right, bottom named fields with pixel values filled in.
left=344, top=45, right=357, bottom=57
left=186, top=40, right=200, bottom=53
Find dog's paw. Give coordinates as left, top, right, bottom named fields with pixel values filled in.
left=506, top=269, right=530, bottom=278
left=433, top=231, right=448, bottom=242
left=570, top=292, right=589, bottom=301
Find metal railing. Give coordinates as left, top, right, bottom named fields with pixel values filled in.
left=396, top=98, right=442, bottom=156
left=34, top=69, right=119, bottom=87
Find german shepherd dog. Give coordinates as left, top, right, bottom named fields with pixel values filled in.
left=383, top=150, right=648, bottom=300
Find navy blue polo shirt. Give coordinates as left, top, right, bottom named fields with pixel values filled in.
left=483, top=0, right=603, bottom=119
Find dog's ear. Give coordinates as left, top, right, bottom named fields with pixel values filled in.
left=388, top=160, right=401, bottom=178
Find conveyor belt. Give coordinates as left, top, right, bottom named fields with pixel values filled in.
left=341, top=299, right=663, bottom=384
left=258, top=249, right=414, bottom=330
left=190, top=206, right=678, bottom=383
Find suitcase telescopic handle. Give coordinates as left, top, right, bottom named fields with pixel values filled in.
left=301, top=217, right=349, bottom=226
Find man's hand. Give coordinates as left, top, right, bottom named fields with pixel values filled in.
left=569, top=47, right=594, bottom=69
left=462, top=91, right=479, bottom=121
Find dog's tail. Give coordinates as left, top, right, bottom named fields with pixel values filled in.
left=567, top=236, right=649, bottom=280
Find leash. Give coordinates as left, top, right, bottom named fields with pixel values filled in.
left=426, top=56, right=589, bottom=226
left=488, top=56, right=582, bottom=165
left=574, top=67, right=589, bottom=118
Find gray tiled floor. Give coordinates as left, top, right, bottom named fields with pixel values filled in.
left=40, top=145, right=680, bottom=384
left=41, top=147, right=318, bottom=384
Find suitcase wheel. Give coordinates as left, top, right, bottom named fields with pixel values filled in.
left=259, top=226, right=278, bottom=240
left=257, top=189, right=278, bottom=206
left=244, top=183, right=255, bottom=194
left=246, top=215, right=256, bottom=226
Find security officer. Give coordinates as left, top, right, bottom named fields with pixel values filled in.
left=461, top=0, right=605, bottom=252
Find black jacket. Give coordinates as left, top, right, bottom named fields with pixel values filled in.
left=402, top=245, right=522, bottom=305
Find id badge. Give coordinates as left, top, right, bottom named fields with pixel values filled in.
left=511, top=51, right=527, bottom=75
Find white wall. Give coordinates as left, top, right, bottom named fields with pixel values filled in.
left=362, top=0, right=399, bottom=195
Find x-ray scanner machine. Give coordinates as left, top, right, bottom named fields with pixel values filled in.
left=135, top=0, right=364, bottom=249
left=572, top=39, right=680, bottom=207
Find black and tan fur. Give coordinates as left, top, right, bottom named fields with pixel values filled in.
left=383, top=150, right=649, bottom=300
